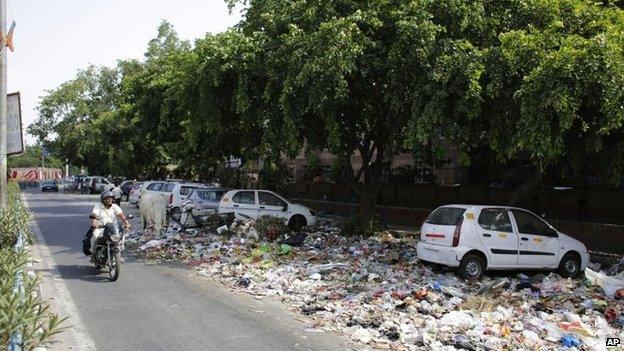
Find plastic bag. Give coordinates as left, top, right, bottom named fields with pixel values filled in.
left=585, top=268, right=624, bottom=298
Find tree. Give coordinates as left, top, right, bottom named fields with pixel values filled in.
left=221, top=0, right=427, bottom=223
left=393, top=0, right=624, bottom=188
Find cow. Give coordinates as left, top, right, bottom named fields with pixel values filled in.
left=139, top=192, right=167, bottom=238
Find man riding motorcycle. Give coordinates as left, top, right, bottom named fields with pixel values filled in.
left=90, top=190, right=131, bottom=261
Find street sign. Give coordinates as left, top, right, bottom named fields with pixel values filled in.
left=7, top=92, right=23, bottom=155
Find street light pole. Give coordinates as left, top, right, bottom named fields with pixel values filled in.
left=0, top=0, right=7, bottom=208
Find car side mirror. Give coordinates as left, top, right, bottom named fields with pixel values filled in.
left=547, top=228, right=558, bottom=237
left=282, top=204, right=288, bottom=211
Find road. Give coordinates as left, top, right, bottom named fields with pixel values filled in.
left=24, top=190, right=353, bottom=351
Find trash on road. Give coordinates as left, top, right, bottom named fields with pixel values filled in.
left=126, top=220, right=624, bottom=350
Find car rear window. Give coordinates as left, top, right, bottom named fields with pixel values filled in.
left=161, top=183, right=175, bottom=192
left=232, top=191, right=255, bottom=205
left=198, top=190, right=218, bottom=201
left=180, top=186, right=197, bottom=196
left=425, top=207, right=466, bottom=225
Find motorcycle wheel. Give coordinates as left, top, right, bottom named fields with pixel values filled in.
left=109, top=252, right=121, bottom=281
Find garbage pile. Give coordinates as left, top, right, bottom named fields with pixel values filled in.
left=127, top=222, right=624, bottom=350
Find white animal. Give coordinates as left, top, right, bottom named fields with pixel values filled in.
left=139, top=192, right=167, bottom=237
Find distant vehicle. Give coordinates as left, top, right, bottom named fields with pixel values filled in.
left=128, top=182, right=143, bottom=206
left=81, top=176, right=113, bottom=194
left=118, top=180, right=137, bottom=201
left=417, top=205, right=590, bottom=280
left=217, top=189, right=318, bottom=231
left=40, top=179, right=58, bottom=192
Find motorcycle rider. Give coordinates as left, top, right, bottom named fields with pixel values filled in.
left=89, top=190, right=131, bottom=260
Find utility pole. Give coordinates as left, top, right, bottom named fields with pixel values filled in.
left=0, top=0, right=7, bottom=208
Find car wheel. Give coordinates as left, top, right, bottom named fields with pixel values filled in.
left=558, top=253, right=581, bottom=278
left=121, top=194, right=128, bottom=202
left=288, top=215, right=307, bottom=231
left=458, top=254, right=485, bottom=281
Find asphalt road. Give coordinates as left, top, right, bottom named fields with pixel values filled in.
left=24, top=189, right=353, bottom=351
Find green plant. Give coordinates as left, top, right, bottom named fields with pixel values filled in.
left=253, top=216, right=289, bottom=242
left=0, top=181, right=69, bottom=349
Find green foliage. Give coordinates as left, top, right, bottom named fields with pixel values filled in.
left=215, top=166, right=247, bottom=188
left=0, top=182, right=68, bottom=349
left=253, top=215, right=289, bottom=242
left=259, top=161, right=293, bottom=192
left=0, top=182, right=31, bottom=247
left=29, top=2, right=624, bottom=189
left=8, top=145, right=64, bottom=170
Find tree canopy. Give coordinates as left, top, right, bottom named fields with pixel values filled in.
left=29, top=1, right=624, bottom=196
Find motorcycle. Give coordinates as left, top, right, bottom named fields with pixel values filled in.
left=86, top=214, right=133, bottom=281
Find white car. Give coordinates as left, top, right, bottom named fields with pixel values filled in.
left=128, top=182, right=143, bottom=206
left=167, top=183, right=207, bottom=220
left=417, top=205, right=589, bottom=280
left=218, top=189, right=318, bottom=230
left=139, top=181, right=205, bottom=215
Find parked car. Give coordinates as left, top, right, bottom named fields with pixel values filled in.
left=416, top=205, right=590, bottom=280
left=81, top=176, right=113, bottom=194
left=166, top=183, right=208, bottom=220
left=40, top=179, right=58, bottom=192
left=217, top=189, right=318, bottom=231
left=118, top=180, right=137, bottom=201
left=138, top=181, right=201, bottom=210
left=183, top=188, right=231, bottom=212
left=128, top=182, right=143, bottom=206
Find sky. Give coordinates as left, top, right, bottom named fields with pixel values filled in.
left=6, top=0, right=242, bottom=146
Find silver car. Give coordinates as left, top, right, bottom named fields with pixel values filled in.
left=184, top=188, right=231, bottom=212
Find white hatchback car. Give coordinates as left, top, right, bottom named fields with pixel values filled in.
left=218, top=189, right=318, bottom=230
left=417, top=205, right=589, bottom=280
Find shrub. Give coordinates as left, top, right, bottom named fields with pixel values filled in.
left=0, top=181, right=68, bottom=349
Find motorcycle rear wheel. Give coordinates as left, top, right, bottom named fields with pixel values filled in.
left=109, top=252, right=121, bottom=281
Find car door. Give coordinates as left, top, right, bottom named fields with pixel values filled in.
left=477, top=208, right=519, bottom=267
left=230, top=190, right=258, bottom=220
left=257, top=191, right=288, bottom=220
left=510, top=209, right=559, bottom=268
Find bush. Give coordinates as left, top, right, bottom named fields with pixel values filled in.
left=253, top=216, right=289, bottom=242
left=339, top=216, right=376, bottom=237
left=0, top=183, right=31, bottom=248
left=0, top=181, right=68, bottom=349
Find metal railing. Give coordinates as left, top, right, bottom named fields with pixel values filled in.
left=8, top=230, right=25, bottom=351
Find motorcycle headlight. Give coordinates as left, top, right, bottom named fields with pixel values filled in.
left=110, top=234, right=121, bottom=242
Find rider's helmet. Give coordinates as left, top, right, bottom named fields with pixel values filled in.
left=100, top=190, right=115, bottom=204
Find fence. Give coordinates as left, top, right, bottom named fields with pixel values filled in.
left=286, top=182, right=624, bottom=255
left=8, top=230, right=25, bottom=351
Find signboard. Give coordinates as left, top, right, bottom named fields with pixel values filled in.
left=7, top=92, right=23, bottom=155
left=10, top=167, right=62, bottom=181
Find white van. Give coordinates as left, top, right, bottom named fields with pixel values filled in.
left=417, top=205, right=589, bottom=280
left=217, top=189, right=318, bottom=230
